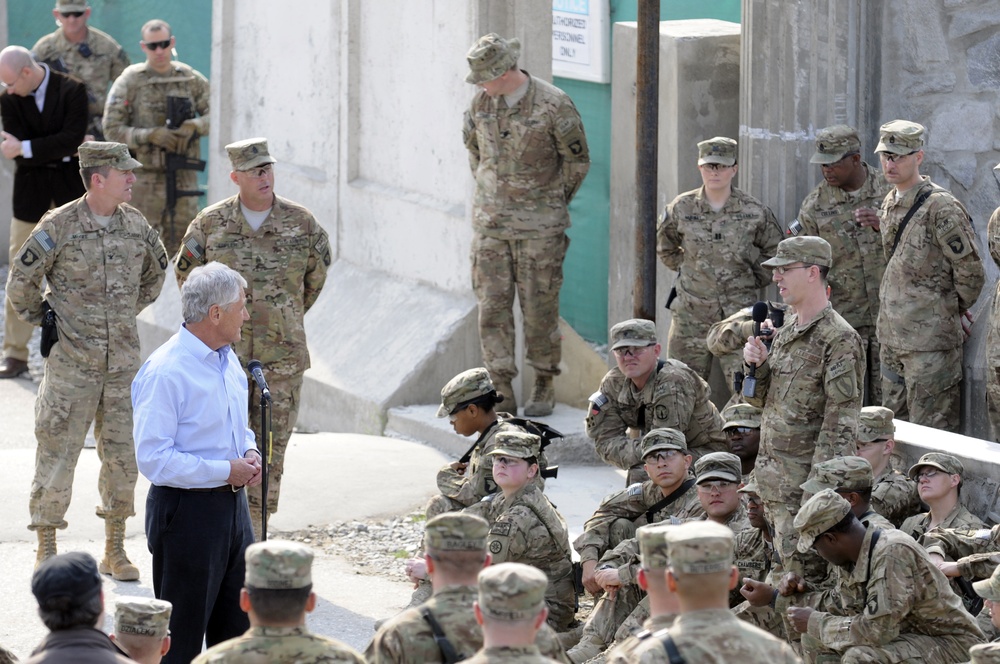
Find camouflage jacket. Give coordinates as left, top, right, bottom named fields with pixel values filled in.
left=706, top=305, right=756, bottom=392
left=923, top=525, right=1000, bottom=581
left=807, top=527, right=984, bottom=653
left=605, top=613, right=678, bottom=664
left=901, top=503, right=983, bottom=543
left=174, top=193, right=329, bottom=376
left=795, top=162, right=889, bottom=330
left=871, top=464, right=921, bottom=528
left=32, top=25, right=130, bottom=136
left=630, top=609, right=801, bottom=663
left=987, top=208, right=1000, bottom=367
left=877, top=177, right=985, bottom=351
left=6, top=197, right=166, bottom=373
left=192, top=625, right=365, bottom=663
left=656, top=186, right=782, bottom=323
left=103, top=61, right=210, bottom=171
left=463, top=645, right=562, bottom=664
left=463, top=72, right=589, bottom=240
left=734, top=526, right=774, bottom=603
left=364, top=585, right=569, bottom=664
left=587, top=360, right=728, bottom=471
left=573, top=477, right=705, bottom=564
left=746, top=304, right=863, bottom=504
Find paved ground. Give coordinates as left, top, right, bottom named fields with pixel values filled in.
left=0, top=368, right=621, bottom=658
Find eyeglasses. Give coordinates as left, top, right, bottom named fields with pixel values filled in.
left=746, top=495, right=763, bottom=506
left=773, top=264, right=812, bottom=275
left=243, top=165, right=273, bottom=179
left=916, top=469, right=941, bottom=481
left=700, top=163, right=734, bottom=171
left=143, top=39, right=172, bottom=51
left=644, top=450, right=681, bottom=464
left=60, top=11, right=84, bottom=18
left=879, top=151, right=917, bottom=163
left=613, top=344, right=654, bottom=357
left=697, top=480, right=735, bottom=491
left=0, top=69, right=24, bottom=89
left=725, top=426, right=755, bottom=436
left=447, top=404, right=469, bottom=422
left=493, top=456, right=525, bottom=468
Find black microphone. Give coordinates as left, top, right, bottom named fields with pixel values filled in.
left=247, top=359, right=271, bottom=400
left=742, top=301, right=769, bottom=398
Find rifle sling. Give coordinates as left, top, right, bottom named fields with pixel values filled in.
left=644, top=478, right=696, bottom=524
left=888, top=188, right=932, bottom=259
left=420, top=607, right=464, bottom=663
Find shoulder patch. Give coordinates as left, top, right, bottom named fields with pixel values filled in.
left=589, top=391, right=609, bottom=415
left=627, top=483, right=644, bottom=498
left=182, top=237, right=204, bottom=261
left=974, top=529, right=993, bottom=541
left=34, top=230, right=55, bottom=253
left=490, top=521, right=511, bottom=537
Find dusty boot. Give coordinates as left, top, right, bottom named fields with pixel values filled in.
left=100, top=518, right=140, bottom=581
left=35, top=527, right=57, bottom=569
left=524, top=375, right=555, bottom=417
left=494, top=379, right=517, bottom=415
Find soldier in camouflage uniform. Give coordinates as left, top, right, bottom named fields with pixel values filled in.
left=706, top=303, right=784, bottom=402
left=792, top=125, right=890, bottom=405
left=31, top=0, right=130, bottom=140
left=173, top=137, right=329, bottom=540
left=732, top=479, right=786, bottom=641
left=656, top=137, right=782, bottom=381
left=986, top=197, right=1000, bottom=442
left=901, top=452, right=982, bottom=542
left=6, top=142, right=166, bottom=577
left=854, top=406, right=920, bottom=527
left=193, top=540, right=365, bottom=664
left=743, top=236, right=864, bottom=578
left=789, top=490, right=984, bottom=663
left=627, top=521, right=801, bottom=663
left=366, top=513, right=568, bottom=663
left=464, top=432, right=576, bottom=631
left=111, top=597, right=172, bottom=664
left=587, top=319, right=728, bottom=484
left=465, top=563, right=563, bottom=664
left=722, top=402, right=762, bottom=478
left=103, top=19, right=209, bottom=251
left=874, top=120, right=984, bottom=432
left=463, top=33, right=590, bottom=417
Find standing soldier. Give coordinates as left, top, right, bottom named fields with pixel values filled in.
left=657, top=136, right=782, bottom=381
left=873, top=120, right=984, bottom=432
left=103, top=19, right=209, bottom=251
left=463, top=33, right=590, bottom=417
left=854, top=406, right=920, bottom=527
left=31, top=0, right=130, bottom=141
left=987, top=191, right=1000, bottom=442
left=7, top=141, right=167, bottom=576
left=793, top=125, right=889, bottom=404
left=174, top=137, right=330, bottom=541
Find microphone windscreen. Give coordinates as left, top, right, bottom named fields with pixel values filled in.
left=751, top=301, right=769, bottom=323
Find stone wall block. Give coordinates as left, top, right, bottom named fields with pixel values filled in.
left=947, top=4, right=1000, bottom=40
left=968, top=34, right=1000, bottom=89
left=928, top=100, right=994, bottom=153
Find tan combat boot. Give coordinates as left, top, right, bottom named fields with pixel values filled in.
left=100, top=518, right=140, bottom=581
left=523, top=374, right=555, bottom=417
left=494, top=379, right=517, bottom=415
left=35, top=527, right=57, bottom=569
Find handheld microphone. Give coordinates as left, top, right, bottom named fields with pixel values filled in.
left=247, top=359, right=271, bottom=401
left=742, top=301, right=770, bottom=398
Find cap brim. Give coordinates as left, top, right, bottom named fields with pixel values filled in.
left=698, top=156, right=736, bottom=167
left=761, top=256, right=796, bottom=267
left=799, top=479, right=830, bottom=495
left=738, top=483, right=758, bottom=494
left=236, top=155, right=276, bottom=171
left=810, top=151, right=847, bottom=165
left=642, top=442, right=686, bottom=458
left=697, top=471, right=740, bottom=484
left=117, top=157, right=142, bottom=170
left=875, top=141, right=915, bottom=156
left=723, top=419, right=760, bottom=430
left=611, top=339, right=653, bottom=350
left=435, top=404, right=450, bottom=418
left=796, top=533, right=816, bottom=554
left=974, top=578, right=1000, bottom=601
left=487, top=446, right=533, bottom=459
left=907, top=461, right=951, bottom=480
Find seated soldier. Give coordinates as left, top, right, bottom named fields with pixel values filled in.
left=733, top=479, right=785, bottom=641
left=901, top=453, right=982, bottom=541
left=466, top=563, right=557, bottom=664
left=587, top=318, right=727, bottom=484
left=721, top=403, right=762, bottom=478
left=110, top=597, right=172, bottom=664
left=854, top=406, right=920, bottom=527
left=465, top=432, right=576, bottom=631
left=972, top=564, right=1000, bottom=646
left=788, top=490, right=984, bottom=663
left=366, top=513, right=568, bottom=663
left=574, top=428, right=703, bottom=596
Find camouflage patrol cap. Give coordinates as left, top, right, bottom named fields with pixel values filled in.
left=437, top=367, right=496, bottom=418
left=666, top=521, right=733, bottom=574
left=875, top=120, right=925, bottom=155
left=800, top=456, right=874, bottom=495
left=721, top=403, right=762, bottom=430
left=907, top=452, right=963, bottom=481
left=487, top=430, right=541, bottom=460
left=56, top=0, right=89, bottom=11
left=226, top=137, right=276, bottom=172
left=697, top=137, right=738, bottom=167
left=761, top=236, right=833, bottom=268
left=637, top=523, right=673, bottom=570
left=477, top=562, right=547, bottom=621
left=641, top=428, right=688, bottom=459
left=794, top=489, right=852, bottom=553
left=424, top=512, right=489, bottom=552
left=609, top=318, right=657, bottom=350
left=78, top=141, right=141, bottom=170
left=114, top=597, right=172, bottom=639
left=858, top=406, right=895, bottom=443
left=970, top=643, right=1000, bottom=664
left=466, top=33, right=520, bottom=84
left=973, top=561, right=1000, bottom=602
left=245, top=540, right=313, bottom=589
left=810, top=125, right=861, bottom=165
left=31, top=551, right=102, bottom=611
left=694, top=451, right=742, bottom=484
left=739, top=475, right=759, bottom=494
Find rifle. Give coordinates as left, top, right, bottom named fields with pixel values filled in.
left=458, top=417, right=563, bottom=480
left=665, top=270, right=680, bottom=309
left=40, top=301, right=58, bottom=358
left=161, top=97, right=205, bottom=249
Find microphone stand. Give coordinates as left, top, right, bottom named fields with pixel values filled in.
left=258, top=389, right=272, bottom=541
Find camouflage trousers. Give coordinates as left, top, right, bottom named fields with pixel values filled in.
left=425, top=494, right=468, bottom=521
left=130, top=168, right=201, bottom=256
left=30, top=344, right=137, bottom=529
left=568, top=584, right=643, bottom=661
left=856, top=325, right=881, bottom=407
left=4, top=218, right=36, bottom=361
left=247, top=372, right=303, bottom=528
left=761, top=495, right=806, bottom=579
left=881, top=344, right=962, bottom=433
left=471, top=232, right=568, bottom=382
left=988, top=363, right=1000, bottom=443
left=666, top=311, right=714, bottom=382
left=801, top=631, right=972, bottom=663
left=733, top=600, right=787, bottom=640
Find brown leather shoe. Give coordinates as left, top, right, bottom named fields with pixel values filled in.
left=0, top=358, right=28, bottom=379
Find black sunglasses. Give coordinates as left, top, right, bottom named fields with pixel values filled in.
left=60, top=11, right=84, bottom=18
left=143, top=39, right=172, bottom=51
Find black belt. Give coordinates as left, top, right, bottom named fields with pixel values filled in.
left=156, top=484, right=238, bottom=493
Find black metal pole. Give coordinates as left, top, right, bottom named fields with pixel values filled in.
left=635, top=0, right=659, bottom=320
left=259, top=392, right=271, bottom=541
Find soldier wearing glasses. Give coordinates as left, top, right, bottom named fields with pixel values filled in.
left=104, top=18, right=209, bottom=252
left=32, top=0, right=130, bottom=141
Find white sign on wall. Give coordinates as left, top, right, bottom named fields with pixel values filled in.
left=552, top=0, right=610, bottom=84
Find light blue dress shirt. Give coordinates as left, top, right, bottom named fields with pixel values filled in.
left=132, top=324, right=257, bottom=488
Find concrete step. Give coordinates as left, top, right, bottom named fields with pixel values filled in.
left=384, top=403, right=603, bottom=466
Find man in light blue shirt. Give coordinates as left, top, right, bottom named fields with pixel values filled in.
left=132, top=261, right=261, bottom=664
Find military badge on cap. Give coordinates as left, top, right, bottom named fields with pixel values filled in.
left=115, top=597, right=172, bottom=638
left=641, top=427, right=687, bottom=459
left=226, top=137, right=276, bottom=172
left=761, top=236, right=833, bottom=268
left=245, top=540, right=314, bottom=589
left=666, top=521, right=734, bottom=574
left=477, top=562, right=547, bottom=621
left=810, top=125, right=861, bottom=164
left=466, top=33, right=520, bottom=84
left=609, top=318, right=657, bottom=350
left=875, top=119, right=925, bottom=155
left=793, top=489, right=852, bottom=553
left=697, top=137, right=738, bottom=167
left=78, top=141, right=142, bottom=170
left=721, top=403, right=762, bottom=430
left=437, top=367, right=496, bottom=418
left=56, top=0, right=88, bottom=11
